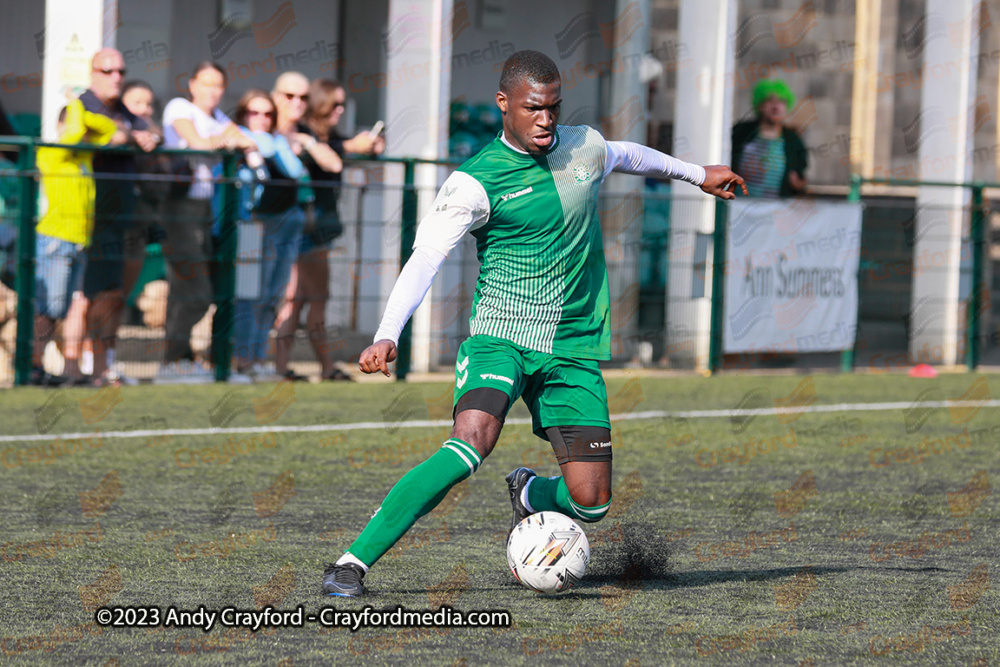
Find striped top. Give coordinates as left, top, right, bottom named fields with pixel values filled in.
left=739, top=134, right=785, bottom=199
left=459, top=126, right=610, bottom=359
left=414, top=125, right=611, bottom=359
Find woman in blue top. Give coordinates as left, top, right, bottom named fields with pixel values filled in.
left=229, top=88, right=306, bottom=382
left=274, top=78, right=384, bottom=381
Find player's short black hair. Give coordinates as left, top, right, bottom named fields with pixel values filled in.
left=499, top=50, right=560, bottom=94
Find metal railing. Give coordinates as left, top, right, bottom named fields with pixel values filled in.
left=706, top=177, right=994, bottom=374
left=0, top=135, right=462, bottom=384
left=848, top=174, right=994, bottom=371
left=1, top=134, right=995, bottom=384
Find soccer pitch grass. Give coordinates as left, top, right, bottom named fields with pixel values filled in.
left=1, top=373, right=997, bottom=665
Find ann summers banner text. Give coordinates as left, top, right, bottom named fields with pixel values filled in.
left=723, top=199, right=862, bottom=354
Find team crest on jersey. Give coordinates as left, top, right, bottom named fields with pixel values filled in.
left=573, top=162, right=591, bottom=184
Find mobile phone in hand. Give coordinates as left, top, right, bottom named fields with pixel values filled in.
left=369, top=120, right=384, bottom=139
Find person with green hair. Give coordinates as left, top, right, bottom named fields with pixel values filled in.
left=731, top=78, right=807, bottom=198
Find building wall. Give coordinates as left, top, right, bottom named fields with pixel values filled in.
left=647, top=0, right=1000, bottom=186
left=889, top=0, right=999, bottom=183
left=8, top=0, right=1000, bottom=182
left=116, top=0, right=343, bottom=120
left=0, top=1, right=49, bottom=122
left=650, top=0, right=858, bottom=185
left=448, top=0, right=615, bottom=131
left=340, top=0, right=389, bottom=127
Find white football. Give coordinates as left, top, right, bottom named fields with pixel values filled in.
left=506, top=511, right=590, bottom=594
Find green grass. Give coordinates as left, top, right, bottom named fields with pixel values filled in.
left=1, top=373, right=997, bottom=665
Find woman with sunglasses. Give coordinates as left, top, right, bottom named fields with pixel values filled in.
left=227, top=88, right=307, bottom=382
left=274, top=78, right=384, bottom=381
left=158, top=62, right=255, bottom=383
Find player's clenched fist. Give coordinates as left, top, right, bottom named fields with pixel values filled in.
left=359, top=339, right=397, bottom=376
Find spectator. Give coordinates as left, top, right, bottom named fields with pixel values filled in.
left=158, top=61, right=254, bottom=383
left=223, top=71, right=318, bottom=380
left=33, top=103, right=117, bottom=385
left=731, top=79, right=807, bottom=198
left=228, top=88, right=306, bottom=383
left=275, top=78, right=383, bottom=381
left=78, top=48, right=159, bottom=386
left=120, top=80, right=168, bottom=303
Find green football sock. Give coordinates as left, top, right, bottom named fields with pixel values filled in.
left=346, top=438, right=482, bottom=566
left=527, top=476, right=611, bottom=523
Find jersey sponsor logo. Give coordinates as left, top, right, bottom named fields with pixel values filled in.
left=456, top=356, right=469, bottom=388
left=572, top=162, right=591, bottom=184
left=500, top=185, right=533, bottom=202
left=479, top=373, right=514, bottom=386
left=588, top=441, right=612, bottom=449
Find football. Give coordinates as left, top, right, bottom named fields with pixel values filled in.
left=506, top=511, right=590, bottom=594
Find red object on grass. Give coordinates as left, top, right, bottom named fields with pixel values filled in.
left=908, top=363, right=938, bottom=378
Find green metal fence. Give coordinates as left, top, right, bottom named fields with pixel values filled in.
left=1, top=134, right=995, bottom=385
left=847, top=175, right=993, bottom=372
left=708, top=178, right=994, bottom=374
left=0, top=136, right=467, bottom=385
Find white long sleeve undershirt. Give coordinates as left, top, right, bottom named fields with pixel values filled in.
left=372, top=133, right=705, bottom=346
left=603, top=140, right=706, bottom=185
left=372, top=245, right=448, bottom=345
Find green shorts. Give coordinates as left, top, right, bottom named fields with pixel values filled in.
left=452, top=335, right=610, bottom=439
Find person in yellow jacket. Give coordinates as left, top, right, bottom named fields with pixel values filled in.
left=32, top=101, right=117, bottom=385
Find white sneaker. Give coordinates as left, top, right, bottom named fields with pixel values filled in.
left=81, top=349, right=94, bottom=376
left=156, top=360, right=214, bottom=384
left=108, top=364, right=140, bottom=386
left=250, top=362, right=282, bottom=383
left=228, top=370, right=254, bottom=384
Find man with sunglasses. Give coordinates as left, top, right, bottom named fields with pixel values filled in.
left=75, top=48, right=160, bottom=385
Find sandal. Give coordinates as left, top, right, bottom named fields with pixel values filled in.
left=283, top=370, right=309, bottom=382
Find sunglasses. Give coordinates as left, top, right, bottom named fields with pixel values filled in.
left=247, top=109, right=275, bottom=117
left=95, top=67, right=127, bottom=76
left=280, top=92, right=309, bottom=102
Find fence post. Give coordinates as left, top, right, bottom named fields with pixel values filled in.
left=14, top=142, right=37, bottom=386
left=395, top=159, right=417, bottom=381
left=966, top=183, right=985, bottom=370
left=212, top=152, right=238, bottom=382
left=708, top=198, right=727, bottom=373
left=840, top=174, right=863, bottom=373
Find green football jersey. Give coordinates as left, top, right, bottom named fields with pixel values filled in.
left=457, top=125, right=610, bottom=360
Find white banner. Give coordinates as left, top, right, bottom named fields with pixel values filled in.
left=723, top=199, right=863, bottom=354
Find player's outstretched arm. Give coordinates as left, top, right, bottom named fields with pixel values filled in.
left=700, top=165, right=748, bottom=200
left=603, top=141, right=747, bottom=201
left=359, top=339, right=397, bottom=377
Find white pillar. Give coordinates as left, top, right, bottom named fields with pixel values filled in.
left=848, top=0, right=882, bottom=177
left=603, top=0, right=650, bottom=364
left=667, top=0, right=737, bottom=369
left=909, top=0, right=980, bottom=366
left=381, top=0, right=454, bottom=373
left=40, top=0, right=112, bottom=140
